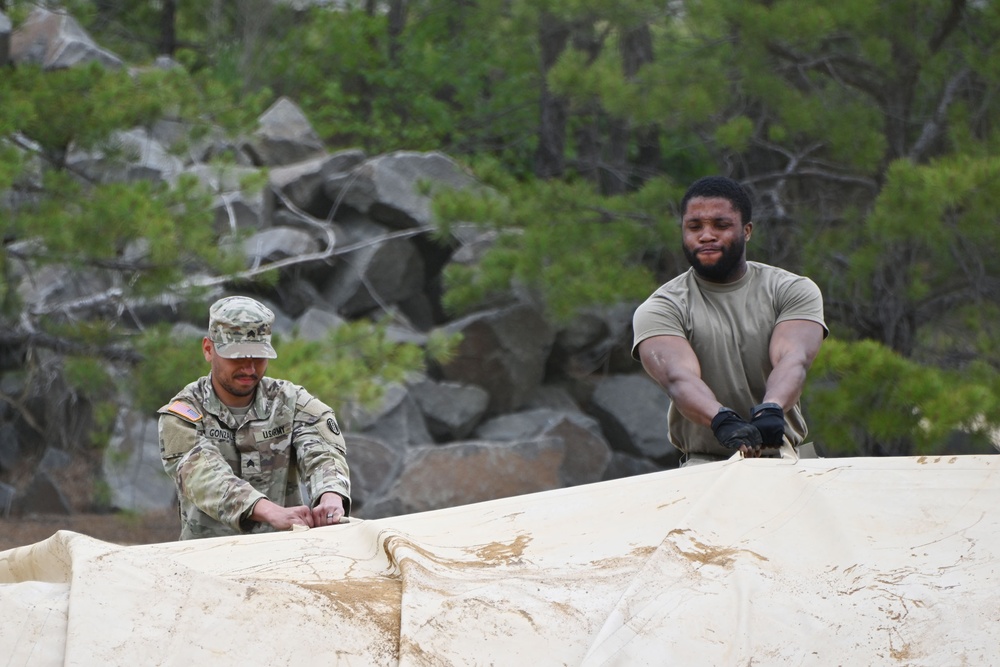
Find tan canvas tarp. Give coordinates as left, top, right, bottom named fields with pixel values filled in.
left=2, top=454, right=998, bottom=665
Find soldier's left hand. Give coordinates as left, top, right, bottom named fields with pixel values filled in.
left=313, top=492, right=346, bottom=526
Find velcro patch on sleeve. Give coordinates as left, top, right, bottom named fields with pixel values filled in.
left=167, top=400, right=203, bottom=423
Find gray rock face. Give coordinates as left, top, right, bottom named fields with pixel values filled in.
left=439, top=303, right=556, bottom=415
left=475, top=408, right=612, bottom=486
left=0, top=12, right=11, bottom=68
left=329, top=151, right=480, bottom=229
left=102, top=410, right=176, bottom=512
left=66, top=128, right=185, bottom=184
left=212, top=191, right=266, bottom=236
left=348, top=384, right=434, bottom=449
left=243, top=97, right=325, bottom=166
left=321, top=216, right=426, bottom=317
left=18, top=470, right=72, bottom=515
left=243, top=226, right=320, bottom=265
left=0, top=423, right=20, bottom=472
left=0, top=482, right=14, bottom=518
left=10, top=7, right=123, bottom=70
left=359, top=438, right=566, bottom=519
left=267, top=149, right=368, bottom=221
left=294, top=307, right=346, bottom=341
left=602, top=452, right=663, bottom=481
left=342, top=433, right=402, bottom=514
left=588, top=374, right=677, bottom=463
left=410, top=379, right=490, bottom=441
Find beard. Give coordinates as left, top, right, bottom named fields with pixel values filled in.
left=683, top=236, right=746, bottom=282
left=218, top=373, right=259, bottom=398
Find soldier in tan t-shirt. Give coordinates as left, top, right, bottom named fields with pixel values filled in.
left=158, top=296, right=351, bottom=539
left=632, top=176, right=828, bottom=465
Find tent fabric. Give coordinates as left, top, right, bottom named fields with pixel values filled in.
left=1, top=454, right=998, bottom=666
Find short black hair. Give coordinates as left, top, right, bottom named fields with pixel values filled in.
left=680, top=176, right=752, bottom=225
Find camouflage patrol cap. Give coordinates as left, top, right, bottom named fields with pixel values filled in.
left=207, top=296, right=278, bottom=359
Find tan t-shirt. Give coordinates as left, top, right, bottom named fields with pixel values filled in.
left=632, top=262, right=828, bottom=456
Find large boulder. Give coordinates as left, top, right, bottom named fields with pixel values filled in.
left=587, top=373, right=678, bottom=464
left=346, top=384, right=434, bottom=450
left=242, top=226, right=321, bottom=266
left=358, top=437, right=566, bottom=519
left=65, top=128, right=184, bottom=184
left=267, top=150, right=366, bottom=220
left=548, top=303, right=638, bottom=379
left=474, top=408, right=612, bottom=486
left=243, top=97, right=325, bottom=166
left=409, top=378, right=490, bottom=441
left=292, top=307, right=347, bottom=341
left=102, top=410, right=176, bottom=513
left=16, top=470, right=72, bottom=515
left=0, top=423, right=19, bottom=472
left=342, top=433, right=403, bottom=514
left=10, top=7, right=123, bottom=69
left=320, top=214, right=426, bottom=317
left=185, top=163, right=267, bottom=235
left=327, top=151, right=481, bottom=230
left=437, top=302, right=556, bottom=415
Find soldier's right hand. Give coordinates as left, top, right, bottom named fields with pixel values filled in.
left=251, top=498, right=315, bottom=530
left=711, top=407, right=763, bottom=453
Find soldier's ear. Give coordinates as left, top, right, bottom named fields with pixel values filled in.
left=202, top=337, right=214, bottom=362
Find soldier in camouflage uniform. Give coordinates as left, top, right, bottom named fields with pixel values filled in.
left=158, top=296, right=351, bottom=540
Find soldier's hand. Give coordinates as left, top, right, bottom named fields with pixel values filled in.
left=312, top=492, right=347, bottom=526
left=251, top=498, right=314, bottom=531
left=750, top=402, right=785, bottom=447
left=711, top=407, right=763, bottom=454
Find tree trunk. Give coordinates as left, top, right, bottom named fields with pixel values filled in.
left=159, top=0, right=177, bottom=57
left=534, top=14, right=571, bottom=179
left=620, top=24, right=659, bottom=190
left=387, top=0, right=408, bottom=64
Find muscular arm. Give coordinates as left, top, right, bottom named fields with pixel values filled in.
left=762, top=320, right=826, bottom=410
left=637, top=335, right=722, bottom=428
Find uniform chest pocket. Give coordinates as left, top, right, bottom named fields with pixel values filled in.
left=243, top=424, right=293, bottom=478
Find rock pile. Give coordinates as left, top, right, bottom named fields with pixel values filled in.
left=0, top=7, right=678, bottom=521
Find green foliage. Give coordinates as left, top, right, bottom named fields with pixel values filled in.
left=807, top=339, right=1000, bottom=456
left=8, top=64, right=162, bottom=161
left=131, top=326, right=208, bottom=415
left=64, top=357, right=115, bottom=396
left=247, top=2, right=540, bottom=164
left=436, top=175, right=680, bottom=322
left=273, top=322, right=458, bottom=421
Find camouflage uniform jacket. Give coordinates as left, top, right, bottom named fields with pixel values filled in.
left=158, top=375, right=351, bottom=540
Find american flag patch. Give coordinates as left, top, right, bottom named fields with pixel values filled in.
left=167, top=401, right=203, bottom=422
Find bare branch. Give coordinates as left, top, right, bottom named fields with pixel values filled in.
left=766, top=41, right=886, bottom=104
left=929, top=0, right=967, bottom=55
left=0, top=390, right=46, bottom=436
left=742, top=167, right=879, bottom=192
left=908, top=68, right=970, bottom=162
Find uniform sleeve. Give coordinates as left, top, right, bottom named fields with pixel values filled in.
left=631, top=292, right=688, bottom=359
left=292, top=390, right=352, bottom=515
left=158, top=409, right=267, bottom=533
left=776, top=276, right=829, bottom=337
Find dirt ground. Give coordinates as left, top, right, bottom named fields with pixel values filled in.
left=0, top=509, right=182, bottom=552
